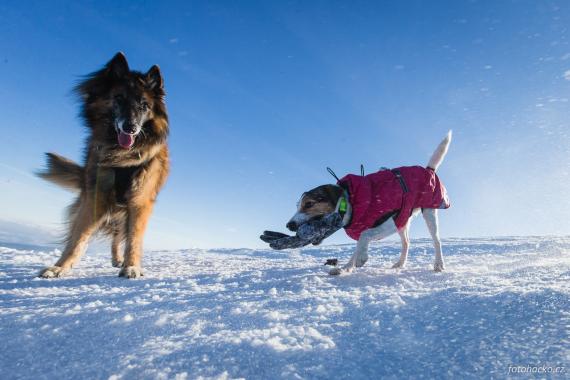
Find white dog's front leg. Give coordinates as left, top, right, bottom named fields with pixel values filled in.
left=329, top=236, right=369, bottom=275
left=330, top=218, right=398, bottom=275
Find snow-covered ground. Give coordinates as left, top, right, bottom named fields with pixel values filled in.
left=1, top=237, right=569, bottom=379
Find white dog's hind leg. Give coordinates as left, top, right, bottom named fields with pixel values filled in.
left=392, top=225, right=410, bottom=269
left=423, top=208, right=445, bottom=271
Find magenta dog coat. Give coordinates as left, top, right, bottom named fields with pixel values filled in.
left=338, top=166, right=450, bottom=240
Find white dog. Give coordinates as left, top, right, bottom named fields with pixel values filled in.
left=286, top=132, right=452, bottom=275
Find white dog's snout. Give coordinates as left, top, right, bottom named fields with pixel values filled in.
left=289, top=212, right=310, bottom=226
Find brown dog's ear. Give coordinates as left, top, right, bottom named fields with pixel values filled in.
left=106, top=52, right=129, bottom=78
left=146, top=65, right=163, bottom=90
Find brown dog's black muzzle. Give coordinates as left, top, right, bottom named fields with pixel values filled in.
left=122, top=123, right=137, bottom=134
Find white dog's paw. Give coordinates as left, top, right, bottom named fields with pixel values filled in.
left=328, top=266, right=355, bottom=276
left=355, top=254, right=368, bottom=267
left=434, top=261, right=445, bottom=272
left=329, top=267, right=343, bottom=276
left=111, top=258, right=124, bottom=268
left=392, top=260, right=407, bottom=269
left=118, top=266, right=143, bottom=279
left=39, top=266, right=68, bottom=278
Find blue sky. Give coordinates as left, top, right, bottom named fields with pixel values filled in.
left=0, top=1, right=569, bottom=249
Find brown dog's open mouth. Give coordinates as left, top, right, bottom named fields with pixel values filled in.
left=118, top=131, right=135, bottom=149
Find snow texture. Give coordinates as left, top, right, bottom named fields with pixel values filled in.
left=1, top=236, right=569, bottom=379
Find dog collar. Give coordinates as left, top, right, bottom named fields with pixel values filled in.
left=338, top=197, right=347, bottom=214
left=334, top=190, right=352, bottom=227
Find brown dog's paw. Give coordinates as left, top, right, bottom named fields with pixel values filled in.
left=111, top=258, right=124, bottom=268
left=434, top=262, right=445, bottom=272
left=39, top=266, right=68, bottom=278
left=118, top=266, right=143, bottom=279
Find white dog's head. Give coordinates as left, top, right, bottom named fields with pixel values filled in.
left=287, top=184, right=344, bottom=232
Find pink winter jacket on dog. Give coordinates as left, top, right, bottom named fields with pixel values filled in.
left=338, top=166, right=450, bottom=240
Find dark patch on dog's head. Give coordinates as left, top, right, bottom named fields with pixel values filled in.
left=287, top=184, right=344, bottom=231
left=74, top=52, right=168, bottom=150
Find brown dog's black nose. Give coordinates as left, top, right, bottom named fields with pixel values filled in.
left=286, top=221, right=298, bottom=232
left=123, top=123, right=136, bottom=134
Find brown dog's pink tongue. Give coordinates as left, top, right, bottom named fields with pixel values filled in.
left=118, top=131, right=135, bottom=149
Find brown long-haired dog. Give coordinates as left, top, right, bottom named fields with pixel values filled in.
left=38, top=52, right=169, bottom=279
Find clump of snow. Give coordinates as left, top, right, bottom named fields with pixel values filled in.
left=0, top=236, right=569, bottom=378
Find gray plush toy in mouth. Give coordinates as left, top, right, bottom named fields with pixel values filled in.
left=260, top=212, right=343, bottom=250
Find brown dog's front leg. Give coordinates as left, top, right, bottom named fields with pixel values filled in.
left=111, top=222, right=125, bottom=268
left=39, top=194, right=105, bottom=278
left=118, top=153, right=169, bottom=279
left=120, top=203, right=153, bottom=278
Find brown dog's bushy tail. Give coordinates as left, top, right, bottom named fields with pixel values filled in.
left=37, top=153, right=83, bottom=192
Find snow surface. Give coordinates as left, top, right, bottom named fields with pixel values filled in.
left=1, top=237, right=569, bottom=379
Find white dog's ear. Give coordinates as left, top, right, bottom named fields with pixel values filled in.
left=322, top=184, right=344, bottom=206
left=146, top=65, right=163, bottom=90
left=106, top=52, right=130, bottom=78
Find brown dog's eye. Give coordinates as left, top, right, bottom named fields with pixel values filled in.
left=305, top=202, right=315, bottom=209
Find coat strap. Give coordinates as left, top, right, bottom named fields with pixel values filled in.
left=391, top=169, right=409, bottom=193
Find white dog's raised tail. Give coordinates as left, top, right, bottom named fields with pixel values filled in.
left=427, top=130, right=452, bottom=171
